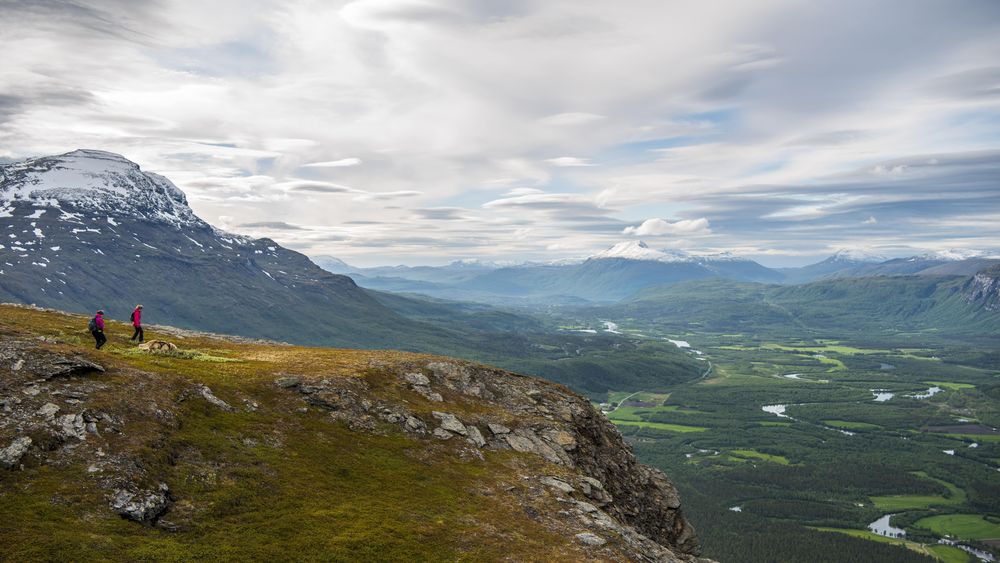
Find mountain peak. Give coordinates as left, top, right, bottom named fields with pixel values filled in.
left=0, top=149, right=200, bottom=227
left=61, top=148, right=138, bottom=165
left=829, top=248, right=887, bottom=263
left=590, top=241, right=690, bottom=263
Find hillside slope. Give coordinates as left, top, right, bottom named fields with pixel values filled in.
left=0, top=305, right=708, bottom=562
left=614, top=275, right=1000, bottom=338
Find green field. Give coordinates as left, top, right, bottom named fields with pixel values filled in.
left=730, top=449, right=791, bottom=465
left=942, top=433, right=1000, bottom=443
left=871, top=472, right=966, bottom=511
left=927, top=545, right=974, bottom=563
left=611, top=420, right=709, bottom=433
left=764, top=343, right=890, bottom=355
left=914, top=514, right=1000, bottom=540
left=926, top=382, right=976, bottom=390
left=810, top=527, right=965, bottom=561
left=825, top=420, right=882, bottom=430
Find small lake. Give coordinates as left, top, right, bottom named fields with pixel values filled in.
left=667, top=339, right=690, bottom=348
left=871, top=389, right=894, bottom=402
left=783, top=373, right=803, bottom=380
left=762, top=404, right=791, bottom=419
left=868, top=514, right=905, bottom=537
left=910, top=386, right=942, bottom=399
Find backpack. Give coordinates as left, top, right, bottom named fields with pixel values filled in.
left=130, top=310, right=136, bottom=323
left=88, top=317, right=98, bottom=332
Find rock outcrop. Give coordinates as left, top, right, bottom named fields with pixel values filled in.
left=963, top=265, right=1000, bottom=312
left=281, top=358, right=703, bottom=558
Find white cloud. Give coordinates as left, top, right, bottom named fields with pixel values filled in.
left=539, top=112, right=606, bottom=126
left=623, top=218, right=711, bottom=236
left=545, top=156, right=594, bottom=167
left=302, top=157, right=362, bottom=168
left=863, top=216, right=877, bottom=224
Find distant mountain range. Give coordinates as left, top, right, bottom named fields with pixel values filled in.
left=318, top=242, right=1000, bottom=304
left=602, top=272, right=1000, bottom=338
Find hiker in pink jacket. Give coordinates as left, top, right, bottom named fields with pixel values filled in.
left=90, top=310, right=107, bottom=350
left=130, top=304, right=144, bottom=343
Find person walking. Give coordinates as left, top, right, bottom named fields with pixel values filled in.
left=89, top=310, right=107, bottom=350
left=130, top=304, right=144, bottom=343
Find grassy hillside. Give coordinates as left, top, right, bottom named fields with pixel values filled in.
left=0, top=305, right=702, bottom=562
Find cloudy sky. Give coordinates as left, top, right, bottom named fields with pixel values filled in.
left=2, top=0, right=999, bottom=266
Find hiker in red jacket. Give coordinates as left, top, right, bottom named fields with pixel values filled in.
left=130, top=304, right=144, bottom=343
left=90, top=310, right=107, bottom=350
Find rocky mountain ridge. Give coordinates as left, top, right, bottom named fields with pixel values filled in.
left=0, top=304, right=709, bottom=561
left=964, top=265, right=1000, bottom=312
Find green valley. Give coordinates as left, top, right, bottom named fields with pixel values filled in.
left=532, top=288, right=1000, bottom=563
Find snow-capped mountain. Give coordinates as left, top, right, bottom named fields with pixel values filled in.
left=828, top=248, right=887, bottom=263
left=0, top=150, right=436, bottom=348
left=915, top=249, right=996, bottom=261
left=780, top=249, right=891, bottom=282
left=589, top=241, right=691, bottom=263
left=0, top=150, right=200, bottom=226
left=802, top=248, right=1000, bottom=281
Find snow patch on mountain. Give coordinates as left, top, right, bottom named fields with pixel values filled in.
left=830, top=249, right=887, bottom=263
left=916, top=249, right=998, bottom=261
left=693, top=251, right=752, bottom=263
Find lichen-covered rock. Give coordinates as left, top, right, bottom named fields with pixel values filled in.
left=539, top=476, right=575, bottom=494
left=36, top=402, right=60, bottom=419
left=402, top=372, right=430, bottom=386
left=196, top=384, right=233, bottom=412
left=465, top=425, right=486, bottom=448
left=0, top=436, right=32, bottom=468
left=110, top=483, right=171, bottom=523
left=58, top=413, right=87, bottom=440
left=431, top=411, right=468, bottom=436
left=575, top=532, right=607, bottom=546
left=274, top=376, right=300, bottom=389
left=487, top=422, right=510, bottom=435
